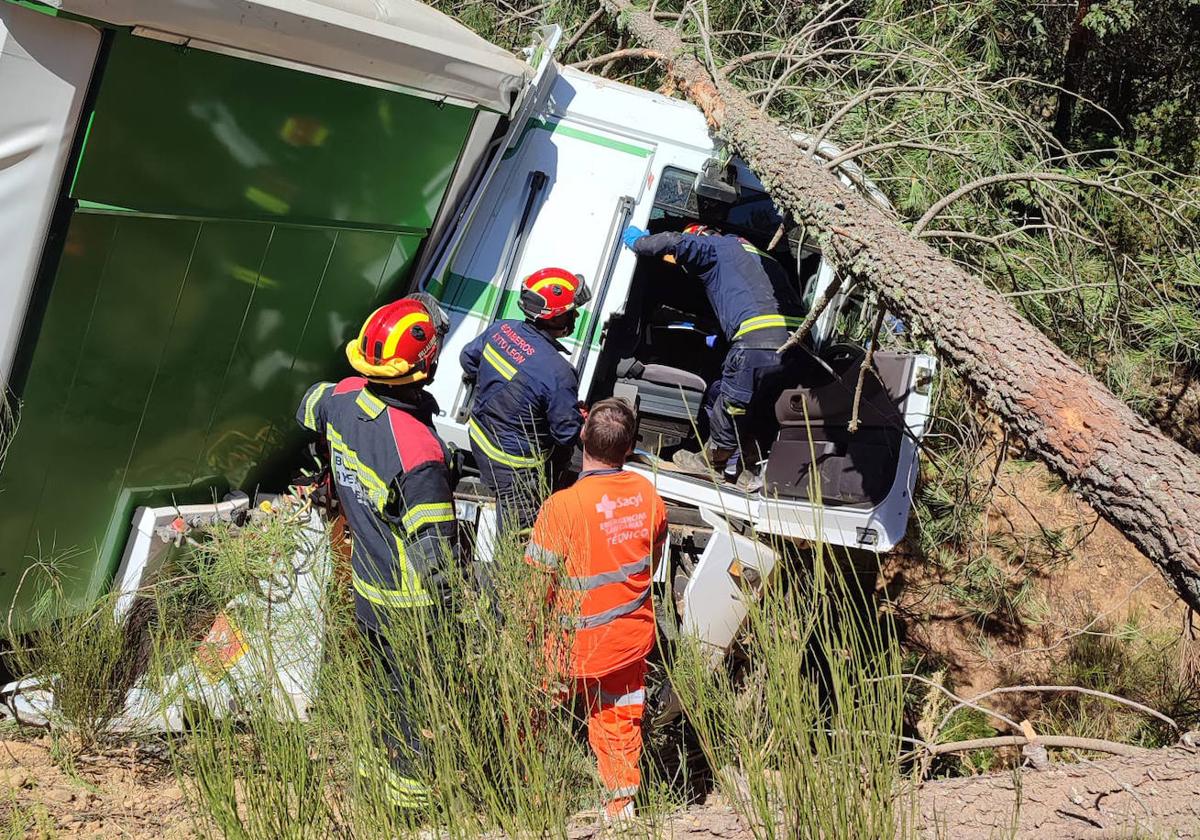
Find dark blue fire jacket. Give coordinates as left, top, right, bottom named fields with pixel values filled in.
left=632, top=232, right=804, bottom=348
left=297, top=377, right=457, bottom=628
left=460, top=319, right=582, bottom=469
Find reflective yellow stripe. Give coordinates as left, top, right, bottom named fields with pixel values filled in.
left=529, top=276, right=576, bottom=294
left=482, top=344, right=517, bottom=380
left=382, top=312, right=433, bottom=358
left=355, top=389, right=386, bottom=418
left=741, top=241, right=777, bottom=261
left=303, top=382, right=333, bottom=430
left=467, top=418, right=546, bottom=469
left=327, top=423, right=390, bottom=511
left=402, top=502, right=456, bottom=534
left=352, top=571, right=433, bottom=609
left=724, top=404, right=747, bottom=416
left=733, top=314, right=803, bottom=340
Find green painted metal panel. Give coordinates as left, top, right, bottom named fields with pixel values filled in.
left=198, top=227, right=421, bottom=493
left=3, top=217, right=200, bottom=618
left=0, top=217, right=422, bottom=628
left=71, top=33, right=474, bottom=230
left=120, top=222, right=271, bottom=499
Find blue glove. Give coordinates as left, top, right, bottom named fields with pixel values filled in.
left=622, top=225, right=648, bottom=250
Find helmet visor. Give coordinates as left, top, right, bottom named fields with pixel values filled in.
left=407, top=292, right=450, bottom=336
left=571, top=274, right=592, bottom=307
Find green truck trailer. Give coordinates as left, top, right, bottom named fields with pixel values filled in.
left=0, top=0, right=530, bottom=631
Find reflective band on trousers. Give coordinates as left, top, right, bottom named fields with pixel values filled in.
left=733, top=314, right=803, bottom=340
left=468, top=418, right=546, bottom=469
left=599, top=687, right=646, bottom=707
left=355, top=758, right=430, bottom=807
left=560, top=554, right=651, bottom=591
left=607, top=785, right=640, bottom=798
left=561, top=588, right=650, bottom=630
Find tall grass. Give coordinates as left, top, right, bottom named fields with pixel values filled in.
left=5, top=479, right=921, bottom=838
left=667, top=544, right=915, bottom=839
left=157, top=497, right=600, bottom=839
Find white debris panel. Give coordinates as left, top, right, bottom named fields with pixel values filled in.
left=1, top=494, right=333, bottom=731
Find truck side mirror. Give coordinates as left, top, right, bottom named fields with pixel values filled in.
left=693, top=158, right=739, bottom=204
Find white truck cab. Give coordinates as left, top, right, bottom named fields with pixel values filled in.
left=421, top=29, right=936, bottom=555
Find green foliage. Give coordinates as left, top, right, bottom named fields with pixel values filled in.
left=937, top=708, right=1000, bottom=775
left=1038, top=615, right=1200, bottom=748
left=2, top=588, right=138, bottom=752
left=0, top=793, right=55, bottom=840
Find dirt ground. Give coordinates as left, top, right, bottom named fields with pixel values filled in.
left=881, top=459, right=1189, bottom=706
left=0, top=733, right=190, bottom=838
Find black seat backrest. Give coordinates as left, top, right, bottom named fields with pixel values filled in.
left=775, top=346, right=912, bottom=428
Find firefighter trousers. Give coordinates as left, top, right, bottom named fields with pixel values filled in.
left=360, top=618, right=439, bottom=807
left=560, top=658, right=648, bottom=812
left=475, top=451, right=547, bottom=535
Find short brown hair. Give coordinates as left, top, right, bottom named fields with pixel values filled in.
left=582, top=398, right=637, bottom=466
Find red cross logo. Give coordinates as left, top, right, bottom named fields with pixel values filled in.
left=595, top=494, right=617, bottom=519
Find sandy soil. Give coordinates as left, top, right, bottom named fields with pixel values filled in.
left=0, top=733, right=190, bottom=838
left=881, top=459, right=1188, bottom=706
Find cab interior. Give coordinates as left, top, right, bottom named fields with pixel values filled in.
left=588, top=164, right=919, bottom=508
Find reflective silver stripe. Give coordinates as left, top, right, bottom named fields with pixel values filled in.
left=607, top=785, right=640, bottom=798
left=599, top=687, right=646, bottom=707
left=524, top=541, right=562, bottom=569
left=562, top=588, right=650, bottom=630
left=355, top=389, right=386, bottom=418
left=561, top=555, right=651, bottom=591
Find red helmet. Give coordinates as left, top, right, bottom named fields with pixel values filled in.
left=519, top=267, right=591, bottom=321
left=345, top=295, right=447, bottom=384
left=683, top=223, right=715, bottom=236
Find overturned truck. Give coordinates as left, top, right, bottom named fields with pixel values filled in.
left=0, top=0, right=934, bottom=689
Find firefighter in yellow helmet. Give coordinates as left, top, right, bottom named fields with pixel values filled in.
left=297, top=293, right=456, bottom=811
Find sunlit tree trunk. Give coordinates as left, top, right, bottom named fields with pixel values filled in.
left=600, top=0, right=1200, bottom=611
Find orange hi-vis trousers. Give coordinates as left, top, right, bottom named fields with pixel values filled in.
left=559, top=658, right=647, bottom=812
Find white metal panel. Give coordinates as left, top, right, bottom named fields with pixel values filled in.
left=0, top=5, right=100, bottom=385
left=53, top=0, right=529, bottom=113
left=428, top=95, right=656, bottom=442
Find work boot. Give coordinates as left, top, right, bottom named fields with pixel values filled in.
left=671, top=446, right=734, bottom=478
left=734, top=469, right=763, bottom=495
left=603, top=796, right=635, bottom=824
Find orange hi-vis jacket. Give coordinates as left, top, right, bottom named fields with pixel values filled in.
left=525, top=468, right=668, bottom=678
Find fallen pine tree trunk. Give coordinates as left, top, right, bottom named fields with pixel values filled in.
left=564, top=745, right=1200, bottom=839
left=914, top=744, right=1200, bottom=838
left=599, top=0, right=1200, bottom=612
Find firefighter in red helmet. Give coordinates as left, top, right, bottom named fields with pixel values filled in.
left=297, top=293, right=457, bottom=811
left=460, top=267, right=590, bottom=534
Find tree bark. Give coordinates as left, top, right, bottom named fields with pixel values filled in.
left=916, top=745, right=1200, bottom=838
left=599, top=0, right=1200, bottom=611
left=565, top=746, right=1200, bottom=838
left=1053, top=1, right=1093, bottom=145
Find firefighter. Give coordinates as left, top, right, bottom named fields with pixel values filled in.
left=460, top=267, right=589, bottom=533
left=524, top=398, right=667, bottom=822
left=296, top=293, right=457, bottom=811
left=622, top=223, right=807, bottom=490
